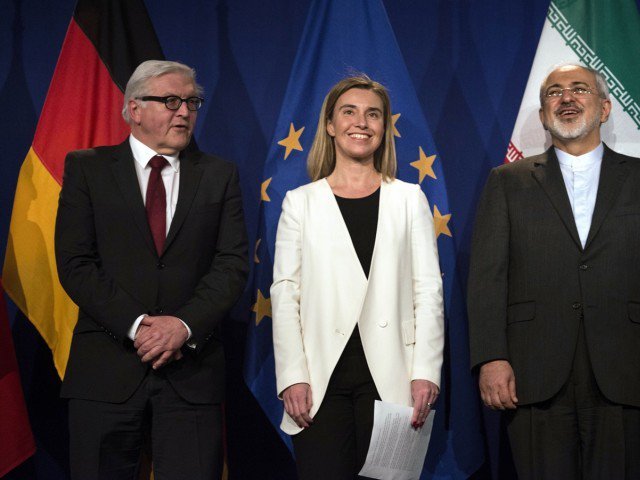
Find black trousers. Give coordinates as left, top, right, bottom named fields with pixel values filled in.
left=292, top=329, right=380, bottom=480
left=507, top=322, right=640, bottom=480
left=68, top=369, right=223, bottom=480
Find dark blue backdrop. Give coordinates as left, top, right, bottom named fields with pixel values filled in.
left=3, top=1, right=638, bottom=478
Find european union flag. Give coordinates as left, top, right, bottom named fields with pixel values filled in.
left=244, top=0, right=484, bottom=476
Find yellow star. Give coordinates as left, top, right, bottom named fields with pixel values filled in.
left=433, top=205, right=452, bottom=238
left=261, top=177, right=272, bottom=202
left=392, top=113, right=401, bottom=137
left=277, top=123, right=305, bottom=160
left=252, top=289, right=272, bottom=326
left=254, top=238, right=261, bottom=263
left=410, top=147, right=437, bottom=184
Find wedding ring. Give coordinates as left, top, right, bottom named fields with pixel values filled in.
left=426, top=402, right=432, bottom=407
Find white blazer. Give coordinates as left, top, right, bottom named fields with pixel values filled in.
left=271, top=178, right=444, bottom=435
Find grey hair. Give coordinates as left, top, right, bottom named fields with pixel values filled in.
left=539, top=62, right=610, bottom=106
left=122, top=60, right=204, bottom=123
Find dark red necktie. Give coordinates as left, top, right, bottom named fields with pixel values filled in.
left=146, top=155, right=169, bottom=255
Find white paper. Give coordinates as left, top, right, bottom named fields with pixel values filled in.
left=358, top=400, right=434, bottom=480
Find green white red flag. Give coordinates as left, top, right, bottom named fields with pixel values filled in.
left=507, top=0, right=640, bottom=162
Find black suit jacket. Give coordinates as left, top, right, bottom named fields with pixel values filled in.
left=468, top=145, right=640, bottom=407
left=55, top=139, right=249, bottom=404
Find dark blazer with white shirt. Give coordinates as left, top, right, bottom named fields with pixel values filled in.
left=468, top=145, right=640, bottom=407
left=55, top=138, right=249, bottom=404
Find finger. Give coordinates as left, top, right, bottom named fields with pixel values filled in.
left=135, top=332, right=161, bottom=350
left=492, top=388, right=509, bottom=410
left=411, top=404, right=421, bottom=425
left=152, top=350, right=174, bottom=370
left=292, top=393, right=312, bottom=427
left=173, top=350, right=183, bottom=361
left=141, top=345, right=164, bottom=363
left=508, top=378, right=518, bottom=405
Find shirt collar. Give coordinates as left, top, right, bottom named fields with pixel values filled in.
left=555, top=142, right=603, bottom=171
left=129, top=134, right=180, bottom=172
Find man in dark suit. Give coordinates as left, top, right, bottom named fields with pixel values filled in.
left=468, top=63, right=640, bottom=479
left=55, top=60, right=248, bottom=480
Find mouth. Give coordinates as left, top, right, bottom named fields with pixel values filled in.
left=171, top=124, right=190, bottom=132
left=555, top=106, right=582, bottom=118
left=348, top=133, right=371, bottom=140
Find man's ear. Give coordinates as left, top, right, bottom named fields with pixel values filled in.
left=600, top=98, right=612, bottom=125
left=129, top=99, right=142, bottom=124
left=539, top=108, right=548, bottom=131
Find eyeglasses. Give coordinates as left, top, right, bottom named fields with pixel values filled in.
left=137, top=95, right=204, bottom=111
left=544, top=87, right=597, bottom=99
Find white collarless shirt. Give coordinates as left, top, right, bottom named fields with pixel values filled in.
left=555, top=143, right=603, bottom=248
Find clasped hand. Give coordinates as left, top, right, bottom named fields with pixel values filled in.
left=133, top=315, right=189, bottom=370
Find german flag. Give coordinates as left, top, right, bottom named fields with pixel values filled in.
left=0, top=280, right=35, bottom=476
left=2, top=0, right=164, bottom=379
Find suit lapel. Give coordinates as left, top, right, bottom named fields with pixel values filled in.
left=366, top=180, right=387, bottom=283
left=320, top=179, right=369, bottom=283
left=110, top=141, right=157, bottom=254
left=531, top=149, right=583, bottom=249
left=164, top=151, right=203, bottom=252
left=584, top=145, right=629, bottom=249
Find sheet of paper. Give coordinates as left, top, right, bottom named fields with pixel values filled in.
left=358, top=400, right=434, bottom=480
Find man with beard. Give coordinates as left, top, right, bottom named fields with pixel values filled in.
left=468, top=63, right=640, bottom=479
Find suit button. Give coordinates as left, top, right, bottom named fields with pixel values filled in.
left=378, top=321, right=388, bottom=328
left=572, top=302, right=582, bottom=310
left=157, top=262, right=165, bottom=269
left=579, top=264, right=588, bottom=270
left=155, top=307, right=164, bottom=314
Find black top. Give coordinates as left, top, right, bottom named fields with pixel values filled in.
left=334, top=187, right=380, bottom=279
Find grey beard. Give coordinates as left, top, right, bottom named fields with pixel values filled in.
left=547, top=112, right=600, bottom=140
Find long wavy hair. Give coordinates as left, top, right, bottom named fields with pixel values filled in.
left=307, top=75, right=397, bottom=181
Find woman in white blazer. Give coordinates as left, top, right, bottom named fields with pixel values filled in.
left=271, top=75, right=444, bottom=479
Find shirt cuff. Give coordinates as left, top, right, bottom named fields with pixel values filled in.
left=128, top=314, right=146, bottom=341
left=178, top=318, right=192, bottom=341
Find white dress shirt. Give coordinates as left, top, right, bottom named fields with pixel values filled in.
left=555, top=143, right=603, bottom=248
left=127, top=134, right=191, bottom=341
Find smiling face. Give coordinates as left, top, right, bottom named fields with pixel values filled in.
left=539, top=65, right=611, bottom=152
left=128, top=72, right=198, bottom=155
left=326, top=88, right=385, bottom=165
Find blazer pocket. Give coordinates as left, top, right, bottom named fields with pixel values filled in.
left=73, top=321, right=103, bottom=334
left=402, top=320, right=415, bottom=345
left=507, top=301, right=535, bottom=324
left=628, top=302, right=640, bottom=324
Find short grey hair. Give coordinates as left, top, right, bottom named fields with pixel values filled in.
left=122, top=60, right=204, bottom=123
left=539, top=62, right=610, bottom=106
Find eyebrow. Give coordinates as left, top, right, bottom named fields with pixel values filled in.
left=337, top=103, right=383, bottom=113
left=545, top=81, right=591, bottom=90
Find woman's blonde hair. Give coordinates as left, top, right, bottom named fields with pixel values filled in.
left=307, top=75, right=397, bottom=181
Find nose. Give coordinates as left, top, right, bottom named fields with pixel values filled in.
left=354, top=111, right=367, bottom=127
left=175, top=100, right=191, bottom=116
left=560, top=88, right=576, bottom=101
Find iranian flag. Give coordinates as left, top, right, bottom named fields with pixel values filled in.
left=507, top=0, right=640, bottom=162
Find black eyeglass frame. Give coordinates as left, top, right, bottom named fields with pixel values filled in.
left=137, top=95, right=204, bottom=111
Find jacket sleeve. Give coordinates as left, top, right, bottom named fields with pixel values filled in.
left=55, top=152, right=147, bottom=341
left=271, top=190, right=311, bottom=397
left=174, top=164, right=249, bottom=351
left=467, top=167, right=510, bottom=370
left=410, top=185, right=445, bottom=386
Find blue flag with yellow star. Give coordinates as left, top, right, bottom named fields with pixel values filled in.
left=243, top=0, right=484, bottom=476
